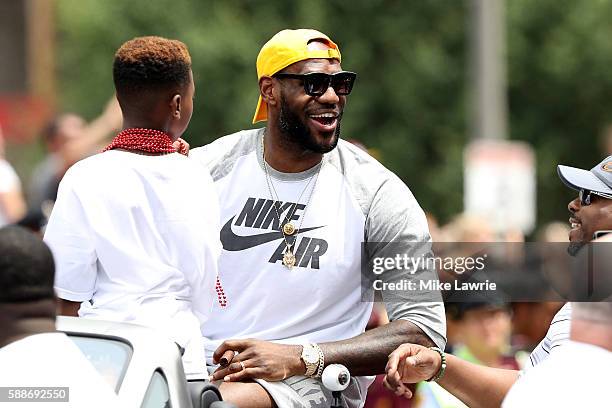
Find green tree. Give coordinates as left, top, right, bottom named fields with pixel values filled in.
left=507, top=0, right=612, bottom=228
left=57, top=0, right=612, bottom=232
left=57, top=0, right=468, bottom=222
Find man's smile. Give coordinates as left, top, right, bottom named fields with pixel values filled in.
left=568, top=213, right=583, bottom=242
left=307, top=109, right=340, bottom=133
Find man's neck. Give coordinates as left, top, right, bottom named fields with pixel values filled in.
left=571, top=319, right=612, bottom=352
left=0, top=300, right=57, bottom=348
left=263, top=127, right=323, bottom=173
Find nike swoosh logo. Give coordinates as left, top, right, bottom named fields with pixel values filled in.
left=220, top=216, right=325, bottom=251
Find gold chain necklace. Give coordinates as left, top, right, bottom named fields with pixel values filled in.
left=262, top=134, right=322, bottom=269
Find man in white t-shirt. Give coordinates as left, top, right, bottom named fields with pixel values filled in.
left=191, top=29, right=446, bottom=407
left=0, top=226, right=122, bottom=407
left=383, top=155, right=612, bottom=406
left=44, top=37, right=221, bottom=378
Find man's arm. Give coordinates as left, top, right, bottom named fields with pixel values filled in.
left=210, top=319, right=435, bottom=382
left=320, top=319, right=434, bottom=375
left=437, top=355, right=518, bottom=408
left=384, top=343, right=519, bottom=408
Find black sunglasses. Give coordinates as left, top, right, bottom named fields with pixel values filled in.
left=273, top=71, right=357, bottom=97
left=579, top=189, right=612, bottom=206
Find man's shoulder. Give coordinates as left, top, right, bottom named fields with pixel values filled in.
left=191, top=128, right=261, bottom=162
left=332, top=139, right=387, bottom=173
left=191, top=128, right=262, bottom=181
left=331, top=139, right=407, bottom=188
left=329, top=140, right=414, bottom=215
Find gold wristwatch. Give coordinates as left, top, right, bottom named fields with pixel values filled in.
left=300, top=343, right=320, bottom=377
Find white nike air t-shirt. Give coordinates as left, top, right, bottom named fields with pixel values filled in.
left=44, top=150, right=221, bottom=377
left=192, top=129, right=446, bottom=402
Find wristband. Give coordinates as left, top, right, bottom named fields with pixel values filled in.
left=426, top=346, right=446, bottom=382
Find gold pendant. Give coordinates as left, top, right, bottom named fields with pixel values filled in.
left=283, top=250, right=296, bottom=269
left=283, top=223, right=296, bottom=236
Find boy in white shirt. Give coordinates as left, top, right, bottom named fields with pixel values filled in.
left=44, top=36, right=221, bottom=378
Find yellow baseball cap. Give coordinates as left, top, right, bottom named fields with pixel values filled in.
left=252, top=29, right=342, bottom=124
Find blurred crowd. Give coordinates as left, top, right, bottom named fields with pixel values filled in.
left=0, top=96, right=122, bottom=233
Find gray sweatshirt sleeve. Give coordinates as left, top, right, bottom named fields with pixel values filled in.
left=363, top=172, right=447, bottom=350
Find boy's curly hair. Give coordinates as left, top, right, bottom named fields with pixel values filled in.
left=113, top=36, right=192, bottom=96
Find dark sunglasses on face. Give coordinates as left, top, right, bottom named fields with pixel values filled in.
left=579, top=189, right=612, bottom=206
left=273, top=71, right=357, bottom=97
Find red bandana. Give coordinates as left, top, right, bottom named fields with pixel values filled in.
left=103, top=128, right=177, bottom=154
left=103, top=127, right=228, bottom=308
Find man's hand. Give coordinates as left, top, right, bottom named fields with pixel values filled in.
left=383, top=343, right=441, bottom=399
left=210, top=339, right=304, bottom=382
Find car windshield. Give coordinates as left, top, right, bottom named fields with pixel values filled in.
left=68, top=335, right=132, bottom=392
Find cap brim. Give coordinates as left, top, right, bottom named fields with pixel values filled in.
left=252, top=96, right=267, bottom=124
left=557, top=165, right=612, bottom=194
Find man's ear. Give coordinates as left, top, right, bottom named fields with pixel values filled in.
left=171, top=94, right=182, bottom=119
left=260, top=77, right=277, bottom=108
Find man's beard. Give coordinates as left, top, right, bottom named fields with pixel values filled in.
left=278, top=95, right=341, bottom=154
left=567, top=240, right=585, bottom=256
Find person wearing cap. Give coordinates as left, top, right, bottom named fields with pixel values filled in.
left=558, top=155, right=612, bottom=253
left=191, top=29, right=446, bottom=407
left=383, top=156, right=612, bottom=407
